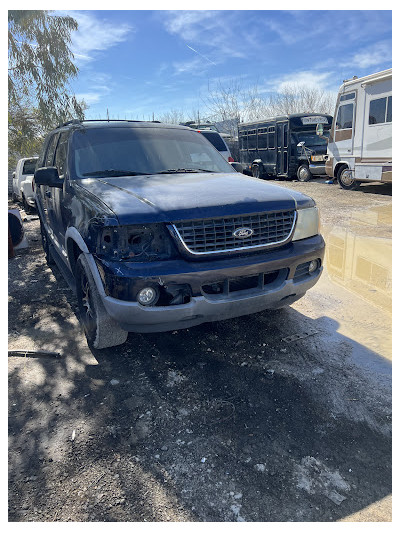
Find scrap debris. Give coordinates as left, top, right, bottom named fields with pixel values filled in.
left=8, top=350, right=62, bottom=358
left=281, top=329, right=320, bottom=343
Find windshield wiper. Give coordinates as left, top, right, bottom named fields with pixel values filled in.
left=82, top=169, right=151, bottom=177
left=157, top=168, right=214, bottom=174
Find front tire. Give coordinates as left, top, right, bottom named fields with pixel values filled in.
left=337, top=166, right=360, bottom=190
left=297, top=164, right=312, bottom=182
left=75, top=254, right=128, bottom=350
left=40, top=221, right=55, bottom=265
left=252, top=164, right=261, bottom=179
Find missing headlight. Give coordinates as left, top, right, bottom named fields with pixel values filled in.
left=96, top=224, right=175, bottom=262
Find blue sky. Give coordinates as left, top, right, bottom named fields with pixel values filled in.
left=64, top=9, right=392, bottom=121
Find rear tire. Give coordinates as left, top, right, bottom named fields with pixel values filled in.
left=337, top=166, right=360, bottom=190
left=75, top=254, right=128, bottom=350
left=22, top=194, right=35, bottom=214
left=297, top=164, right=312, bottom=182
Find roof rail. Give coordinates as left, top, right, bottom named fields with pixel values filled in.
left=59, top=119, right=162, bottom=127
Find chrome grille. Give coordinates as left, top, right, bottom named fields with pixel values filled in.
left=172, top=210, right=296, bottom=255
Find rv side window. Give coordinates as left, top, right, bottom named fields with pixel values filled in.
left=387, top=96, right=392, bottom=122
left=258, top=128, right=268, bottom=149
left=340, top=92, right=355, bottom=102
left=248, top=130, right=257, bottom=150
left=268, top=127, right=275, bottom=149
left=369, top=96, right=392, bottom=125
left=336, top=103, right=354, bottom=130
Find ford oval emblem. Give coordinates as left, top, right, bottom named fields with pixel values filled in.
left=233, top=227, right=254, bottom=239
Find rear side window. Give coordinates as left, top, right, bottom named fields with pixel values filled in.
left=55, top=132, right=69, bottom=177
left=247, top=130, right=257, bottom=150
left=44, top=133, right=59, bottom=166
left=240, top=132, right=247, bottom=150
left=268, top=127, right=275, bottom=149
left=200, top=131, right=227, bottom=151
left=257, top=128, right=268, bottom=149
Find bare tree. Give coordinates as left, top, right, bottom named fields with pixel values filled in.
left=203, top=79, right=336, bottom=135
left=154, top=108, right=188, bottom=124
left=261, top=85, right=336, bottom=117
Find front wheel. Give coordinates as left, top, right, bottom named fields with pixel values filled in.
left=252, top=164, right=261, bottom=179
left=297, top=164, right=312, bottom=182
left=40, top=221, right=55, bottom=265
left=75, top=254, right=128, bottom=350
left=337, top=167, right=359, bottom=190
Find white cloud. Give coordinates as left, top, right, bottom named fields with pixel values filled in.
left=75, top=92, right=103, bottom=105
left=75, top=72, right=113, bottom=108
left=161, top=11, right=255, bottom=62
left=265, top=70, right=336, bottom=93
left=59, top=11, right=133, bottom=65
left=340, top=41, right=392, bottom=69
left=172, top=56, right=209, bottom=76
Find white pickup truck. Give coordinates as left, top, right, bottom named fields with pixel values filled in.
left=12, top=157, right=38, bottom=212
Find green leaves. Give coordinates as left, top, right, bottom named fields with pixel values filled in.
left=8, top=10, right=84, bottom=125
left=8, top=10, right=85, bottom=167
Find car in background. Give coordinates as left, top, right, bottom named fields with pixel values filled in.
left=197, top=129, right=233, bottom=162
left=181, top=121, right=220, bottom=132
left=12, top=156, right=39, bottom=212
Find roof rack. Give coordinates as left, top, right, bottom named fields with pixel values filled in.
left=59, top=119, right=161, bottom=127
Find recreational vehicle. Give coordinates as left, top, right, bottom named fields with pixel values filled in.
left=238, top=113, right=332, bottom=181
left=320, top=69, right=392, bottom=190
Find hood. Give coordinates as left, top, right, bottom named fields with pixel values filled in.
left=310, top=144, right=328, bottom=155
left=74, top=172, right=314, bottom=225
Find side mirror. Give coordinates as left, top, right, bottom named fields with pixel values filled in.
left=316, top=123, right=324, bottom=136
left=297, top=141, right=305, bottom=147
left=34, top=167, right=63, bottom=188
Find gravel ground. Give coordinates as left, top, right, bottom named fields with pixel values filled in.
left=8, top=178, right=392, bottom=522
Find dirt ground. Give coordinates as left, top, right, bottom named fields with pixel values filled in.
left=8, top=177, right=392, bottom=522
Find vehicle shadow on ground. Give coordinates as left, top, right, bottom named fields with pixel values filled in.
left=9, top=255, right=392, bottom=522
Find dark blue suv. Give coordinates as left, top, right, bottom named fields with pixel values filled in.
left=34, top=120, right=325, bottom=349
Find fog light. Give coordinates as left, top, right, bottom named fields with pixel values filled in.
left=308, top=260, right=319, bottom=273
left=137, top=287, right=158, bottom=306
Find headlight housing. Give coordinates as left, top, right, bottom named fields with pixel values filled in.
left=96, top=223, right=175, bottom=261
left=292, top=207, right=320, bottom=241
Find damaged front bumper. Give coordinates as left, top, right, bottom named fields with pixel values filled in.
left=89, top=234, right=325, bottom=333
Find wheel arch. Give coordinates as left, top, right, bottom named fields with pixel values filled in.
left=334, top=161, right=349, bottom=178
left=65, top=227, right=90, bottom=274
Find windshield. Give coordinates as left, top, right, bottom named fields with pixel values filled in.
left=293, top=130, right=329, bottom=147
left=70, top=126, right=233, bottom=179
